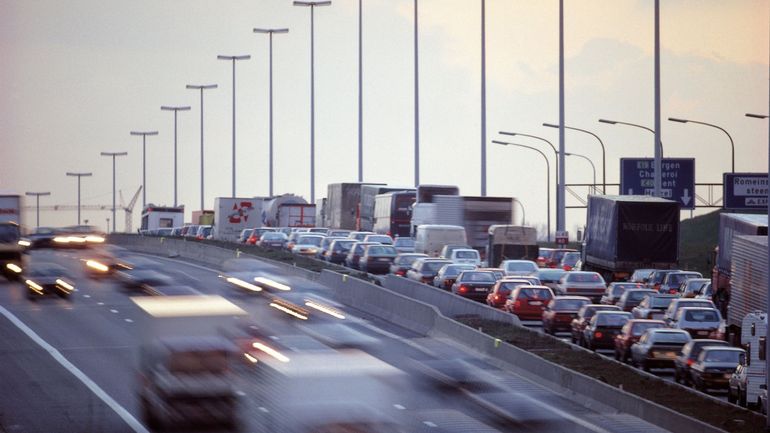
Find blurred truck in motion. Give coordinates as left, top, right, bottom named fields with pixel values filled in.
left=0, top=193, right=24, bottom=280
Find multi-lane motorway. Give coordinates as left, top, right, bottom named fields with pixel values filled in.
left=0, top=247, right=675, bottom=432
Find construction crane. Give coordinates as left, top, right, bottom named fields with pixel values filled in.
left=119, top=186, right=142, bottom=232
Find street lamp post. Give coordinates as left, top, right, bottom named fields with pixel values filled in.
left=100, top=151, right=128, bottom=233
left=254, top=28, right=289, bottom=197
left=294, top=0, right=332, bottom=204
left=599, top=118, right=663, bottom=196
left=160, top=106, right=191, bottom=207
left=25, top=192, right=50, bottom=229
left=186, top=84, right=218, bottom=210
left=544, top=122, right=606, bottom=194
left=130, top=131, right=159, bottom=208
left=65, top=172, right=93, bottom=225
left=480, top=0, right=487, bottom=196
left=493, top=140, right=551, bottom=242
left=358, top=0, right=364, bottom=182
left=414, top=0, right=420, bottom=187
left=564, top=152, right=596, bottom=194
left=217, top=55, right=251, bottom=198
left=669, top=117, right=734, bottom=173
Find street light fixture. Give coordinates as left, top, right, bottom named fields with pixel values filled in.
left=294, top=0, right=332, bottom=204
left=598, top=118, right=664, bottom=156
left=746, top=113, right=769, bottom=119
left=668, top=117, right=735, bottom=173
left=254, top=28, right=289, bottom=197
left=599, top=118, right=664, bottom=197
left=25, top=192, right=51, bottom=229
left=130, top=131, right=159, bottom=208
left=544, top=122, right=606, bottom=194
left=160, top=105, right=191, bottom=207
left=563, top=152, right=597, bottom=194
left=186, top=84, right=218, bottom=210
left=217, top=55, right=251, bottom=198
left=493, top=140, right=551, bottom=242
left=65, top=172, right=93, bottom=225
left=100, top=152, right=128, bottom=232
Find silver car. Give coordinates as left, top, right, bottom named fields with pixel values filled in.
left=555, top=271, right=607, bottom=302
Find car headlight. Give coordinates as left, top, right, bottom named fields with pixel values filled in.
left=85, top=235, right=105, bottom=243
left=56, top=279, right=74, bottom=292
left=53, top=236, right=70, bottom=244
left=17, top=239, right=31, bottom=247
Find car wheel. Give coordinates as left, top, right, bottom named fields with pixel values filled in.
left=641, top=361, right=650, bottom=372
left=570, top=333, right=576, bottom=344
left=739, top=389, right=747, bottom=407
left=674, top=369, right=681, bottom=384
left=727, top=387, right=737, bottom=404
left=141, top=399, right=161, bottom=430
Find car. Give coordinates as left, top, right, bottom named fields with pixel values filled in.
left=542, top=296, right=591, bottom=335
left=646, top=269, right=681, bottom=292
left=671, top=307, right=724, bottom=340
left=614, top=319, right=667, bottom=362
left=500, top=260, right=539, bottom=277
left=24, top=262, right=75, bottom=300
left=359, top=244, right=398, bottom=274
left=406, top=258, right=454, bottom=284
left=570, top=304, right=622, bottom=345
left=559, top=251, right=582, bottom=271
left=258, top=231, right=288, bottom=249
left=695, top=282, right=713, bottom=300
left=285, top=231, right=304, bottom=251
left=308, top=227, right=330, bottom=235
left=631, top=294, right=677, bottom=320
left=499, top=275, right=541, bottom=286
left=600, top=282, right=644, bottom=305
left=555, top=271, right=607, bottom=302
left=674, top=339, right=730, bottom=386
left=316, top=236, right=345, bottom=259
left=345, top=242, right=380, bottom=269
left=194, top=225, right=213, bottom=240
left=630, top=328, right=692, bottom=372
left=327, top=229, right=351, bottom=238
left=291, top=234, right=325, bottom=256
left=348, top=231, right=374, bottom=242
left=451, top=270, right=499, bottom=302
left=629, top=268, right=655, bottom=284
left=449, top=248, right=481, bottom=266
left=537, top=268, right=568, bottom=291
left=439, top=244, right=472, bottom=260
left=536, top=247, right=555, bottom=267
left=760, top=384, right=768, bottom=415
left=121, top=269, right=175, bottom=291
left=662, top=298, right=717, bottom=326
left=678, top=278, right=710, bottom=298
left=325, top=239, right=357, bottom=265
left=434, top=263, right=478, bottom=290
left=689, top=347, right=746, bottom=393
left=542, top=248, right=578, bottom=268
left=486, top=278, right=536, bottom=309
left=390, top=253, right=428, bottom=276
left=504, top=285, right=555, bottom=320
left=247, top=227, right=278, bottom=245
left=170, top=227, right=183, bottom=236
left=363, top=234, right=394, bottom=245
left=26, top=227, right=58, bottom=248
left=659, top=271, right=703, bottom=294
left=582, top=311, right=633, bottom=351
left=392, top=237, right=415, bottom=254
left=237, top=228, right=254, bottom=243
left=616, top=288, right=657, bottom=312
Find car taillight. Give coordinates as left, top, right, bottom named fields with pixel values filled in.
left=494, top=294, right=501, bottom=301
left=668, top=289, right=677, bottom=294
left=396, top=270, right=405, bottom=276
left=563, top=265, right=572, bottom=271
left=594, top=331, right=603, bottom=339
left=458, top=285, right=469, bottom=294
left=686, top=358, right=695, bottom=366
left=513, top=300, right=521, bottom=309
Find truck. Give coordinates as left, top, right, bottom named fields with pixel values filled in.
left=140, top=205, right=184, bottom=233
left=373, top=190, right=416, bottom=238
left=325, top=182, right=384, bottom=230
left=211, top=197, right=264, bottom=241
left=0, top=194, right=24, bottom=280
left=486, top=225, right=538, bottom=268
left=315, top=198, right=327, bottom=228
left=712, top=213, right=767, bottom=303
left=414, top=224, right=468, bottom=257
left=358, top=185, right=415, bottom=231
left=725, top=235, right=768, bottom=344
left=582, top=195, right=680, bottom=282
left=191, top=210, right=215, bottom=226
left=262, top=194, right=316, bottom=228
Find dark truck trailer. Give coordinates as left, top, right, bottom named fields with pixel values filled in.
left=358, top=185, right=415, bottom=231
left=486, top=225, right=538, bottom=268
left=712, top=213, right=767, bottom=299
left=583, top=195, right=680, bottom=282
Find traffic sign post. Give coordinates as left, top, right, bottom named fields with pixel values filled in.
left=723, top=173, right=769, bottom=210
left=620, top=158, right=695, bottom=209
left=555, top=230, right=569, bottom=246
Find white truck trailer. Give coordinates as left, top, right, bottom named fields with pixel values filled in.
left=211, top=197, right=265, bottom=241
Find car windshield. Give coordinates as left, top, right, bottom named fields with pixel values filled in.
left=554, top=299, right=587, bottom=311
left=0, top=224, right=20, bottom=242
left=568, top=273, right=604, bottom=283
left=423, top=261, right=452, bottom=272
left=651, top=296, right=675, bottom=308
left=651, top=332, right=690, bottom=343
left=596, top=314, right=629, bottom=326
left=684, top=309, right=720, bottom=322
left=297, top=236, right=323, bottom=246
left=460, top=272, right=496, bottom=282
left=394, top=238, right=415, bottom=247
left=334, top=241, right=355, bottom=252
left=611, top=285, right=629, bottom=296
left=456, top=250, right=479, bottom=259
left=538, top=269, right=567, bottom=281
left=704, top=350, right=741, bottom=363
left=444, top=265, right=475, bottom=276
left=668, top=273, right=700, bottom=285
left=517, top=288, right=551, bottom=299
left=631, top=322, right=663, bottom=336
left=368, top=246, right=397, bottom=256
left=200, top=227, right=211, bottom=236
left=367, top=236, right=392, bottom=244
left=562, top=253, right=580, bottom=266
left=506, top=262, right=536, bottom=272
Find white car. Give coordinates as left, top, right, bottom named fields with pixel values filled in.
left=500, top=260, right=539, bottom=277
left=449, top=248, right=481, bottom=266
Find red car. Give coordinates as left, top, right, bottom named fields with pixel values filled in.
left=504, top=285, right=554, bottom=320
left=613, top=319, right=667, bottom=362
left=542, top=296, right=591, bottom=335
left=485, top=279, right=534, bottom=309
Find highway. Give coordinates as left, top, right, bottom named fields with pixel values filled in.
left=0, top=246, right=676, bottom=433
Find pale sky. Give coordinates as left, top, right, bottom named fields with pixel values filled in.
left=1, top=0, right=768, bottom=234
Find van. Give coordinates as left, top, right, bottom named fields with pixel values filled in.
left=449, top=248, right=481, bottom=266
left=729, top=312, right=766, bottom=408
left=414, top=225, right=467, bottom=257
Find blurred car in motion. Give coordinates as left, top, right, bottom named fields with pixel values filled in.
left=53, top=225, right=106, bottom=248
left=345, top=242, right=380, bottom=269
left=630, top=328, right=692, bottom=371
left=537, top=268, right=567, bottom=291
left=291, top=234, right=325, bottom=256
left=504, top=285, right=555, bottom=320
left=671, top=307, right=724, bottom=340
left=674, top=339, right=730, bottom=386
left=389, top=253, right=428, bottom=276
left=689, top=347, right=745, bottom=393
left=138, top=336, right=240, bottom=429
left=26, top=227, right=58, bottom=248
left=257, top=231, right=288, bottom=249
left=433, top=263, right=477, bottom=290
left=500, top=259, right=539, bottom=277
left=616, top=288, right=657, bottom=312
left=24, top=262, right=75, bottom=300
left=405, top=258, right=452, bottom=285
left=362, top=234, right=393, bottom=246
left=631, top=294, right=677, bottom=320
left=359, top=244, right=398, bottom=274
left=82, top=244, right=132, bottom=277
left=659, top=271, right=702, bottom=294
left=582, top=311, right=632, bottom=351
left=678, top=278, right=710, bottom=298
left=570, top=304, right=621, bottom=345
left=613, top=319, right=667, bottom=362
left=325, top=239, right=357, bottom=265
left=555, top=271, right=607, bottom=302
left=600, top=282, right=644, bottom=305
left=559, top=251, right=582, bottom=271
left=542, top=296, right=591, bottom=335
left=662, top=298, right=717, bottom=326
left=451, top=270, right=498, bottom=302
left=485, top=278, right=535, bottom=308
left=392, top=237, right=415, bottom=254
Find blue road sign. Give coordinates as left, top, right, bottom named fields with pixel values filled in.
left=620, top=158, right=695, bottom=209
left=723, top=172, right=769, bottom=210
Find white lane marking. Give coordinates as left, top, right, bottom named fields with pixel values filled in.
left=83, top=295, right=91, bottom=298
left=0, top=305, right=149, bottom=433
left=97, top=302, right=104, bottom=306
left=423, top=421, right=438, bottom=428
left=258, top=407, right=269, bottom=413
left=393, top=404, right=406, bottom=410
left=109, top=309, right=119, bottom=314
left=235, top=390, right=246, bottom=397
left=124, top=318, right=133, bottom=323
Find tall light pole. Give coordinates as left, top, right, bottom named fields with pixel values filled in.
left=557, top=0, right=565, bottom=233
left=217, top=55, right=251, bottom=198
left=599, top=118, right=664, bottom=156
left=25, top=192, right=50, bottom=229
left=65, top=172, right=92, bottom=225
left=480, top=0, right=487, bottom=196
left=186, top=84, right=218, bottom=210
left=653, top=0, right=662, bottom=199
left=130, top=131, right=159, bottom=208
left=564, top=152, right=596, bottom=194
left=414, top=0, right=420, bottom=187
left=493, top=140, right=551, bottom=242
left=544, top=122, right=606, bottom=194
left=294, top=0, right=331, bottom=204
left=160, top=105, right=191, bottom=207
left=358, top=0, right=364, bottom=182
left=100, top=152, right=127, bottom=233
left=254, top=28, right=289, bottom=198
left=668, top=117, right=734, bottom=173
